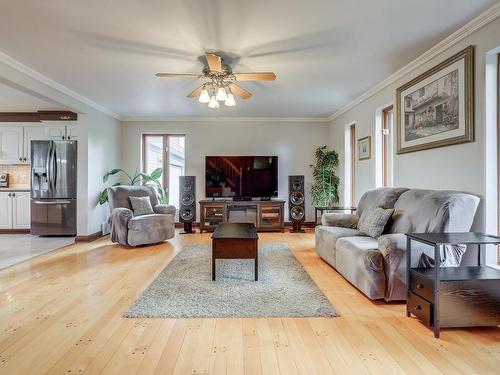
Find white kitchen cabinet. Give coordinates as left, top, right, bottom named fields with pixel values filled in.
left=0, top=123, right=78, bottom=165
left=0, top=191, right=30, bottom=230
left=0, top=192, right=14, bottom=229
left=23, top=125, right=48, bottom=163
left=66, top=125, right=79, bottom=140
left=0, top=126, right=23, bottom=163
left=45, top=124, right=67, bottom=140
left=12, top=192, right=31, bottom=229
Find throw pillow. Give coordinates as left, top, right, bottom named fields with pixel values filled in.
left=358, top=207, right=394, bottom=238
left=129, top=196, right=154, bottom=216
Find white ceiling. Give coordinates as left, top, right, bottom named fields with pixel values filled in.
left=0, top=0, right=496, bottom=119
left=0, top=83, right=66, bottom=112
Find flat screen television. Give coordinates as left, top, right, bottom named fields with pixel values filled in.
left=205, top=156, right=278, bottom=198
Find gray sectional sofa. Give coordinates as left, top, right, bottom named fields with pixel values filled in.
left=315, top=188, right=480, bottom=301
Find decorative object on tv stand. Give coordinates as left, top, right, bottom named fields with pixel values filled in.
left=179, top=176, right=196, bottom=234
left=396, top=46, right=474, bottom=154
left=98, top=167, right=167, bottom=205
left=288, top=175, right=306, bottom=233
left=310, top=146, right=340, bottom=207
left=155, top=53, right=277, bottom=109
left=358, top=136, right=371, bottom=160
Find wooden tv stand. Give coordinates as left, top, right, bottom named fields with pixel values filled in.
left=199, top=199, right=285, bottom=233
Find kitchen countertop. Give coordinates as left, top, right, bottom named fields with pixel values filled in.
left=0, top=187, right=30, bottom=192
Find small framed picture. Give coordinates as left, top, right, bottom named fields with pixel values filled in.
left=358, top=136, right=371, bottom=160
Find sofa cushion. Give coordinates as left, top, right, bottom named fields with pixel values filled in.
left=314, top=226, right=365, bottom=268
left=357, top=188, right=409, bottom=219
left=358, top=207, right=394, bottom=237
left=335, top=237, right=386, bottom=299
left=388, top=189, right=480, bottom=233
left=129, top=196, right=154, bottom=216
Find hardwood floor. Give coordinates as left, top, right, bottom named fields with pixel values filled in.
left=0, top=230, right=498, bottom=375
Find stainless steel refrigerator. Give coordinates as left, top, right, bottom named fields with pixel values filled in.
left=31, top=140, right=77, bottom=236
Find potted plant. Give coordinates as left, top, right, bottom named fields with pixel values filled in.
left=98, top=167, right=168, bottom=205
left=310, top=146, right=340, bottom=206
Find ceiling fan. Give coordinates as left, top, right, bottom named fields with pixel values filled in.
left=156, top=53, right=277, bottom=108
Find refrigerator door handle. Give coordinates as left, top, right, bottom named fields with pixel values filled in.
left=52, top=143, right=57, bottom=188
left=46, top=142, right=52, bottom=189
left=32, top=200, right=72, bottom=205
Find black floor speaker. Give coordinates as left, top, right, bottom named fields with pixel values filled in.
left=179, top=176, right=196, bottom=234
left=288, top=175, right=306, bottom=233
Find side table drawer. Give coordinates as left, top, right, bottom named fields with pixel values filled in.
left=408, top=291, right=433, bottom=326
left=410, top=270, right=434, bottom=302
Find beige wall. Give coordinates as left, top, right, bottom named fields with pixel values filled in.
left=120, top=120, right=330, bottom=221
left=329, top=17, right=500, bottom=234
left=76, top=112, right=121, bottom=236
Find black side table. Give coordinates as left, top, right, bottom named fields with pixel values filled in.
left=314, top=206, right=357, bottom=225
left=406, top=232, right=500, bottom=338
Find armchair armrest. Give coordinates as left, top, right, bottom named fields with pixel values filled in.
left=321, top=213, right=358, bottom=228
left=109, top=208, right=133, bottom=245
left=154, top=204, right=176, bottom=215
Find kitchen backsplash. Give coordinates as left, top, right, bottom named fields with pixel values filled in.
left=0, top=164, right=30, bottom=187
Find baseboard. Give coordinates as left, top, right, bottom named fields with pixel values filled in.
left=75, top=230, right=104, bottom=242
left=0, top=229, right=30, bottom=234
left=174, top=222, right=200, bottom=228
left=284, top=221, right=316, bottom=228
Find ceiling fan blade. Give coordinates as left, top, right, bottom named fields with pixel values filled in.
left=229, top=83, right=252, bottom=99
left=187, top=85, right=205, bottom=98
left=155, top=73, right=200, bottom=78
left=205, top=53, right=223, bottom=72
left=233, top=72, right=277, bottom=81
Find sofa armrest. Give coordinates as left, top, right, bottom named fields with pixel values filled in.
left=321, top=213, right=358, bottom=228
left=154, top=204, right=176, bottom=215
left=109, top=208, right=133, bottom=245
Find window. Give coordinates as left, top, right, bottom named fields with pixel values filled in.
left=344, top=123, right=356, bottom=206
left=382, top=106, right=394, bottom=187
left=142, top=134, right=186, bottom=209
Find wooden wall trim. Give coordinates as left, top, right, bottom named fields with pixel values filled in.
left=0, top=110, right=77, bottom=122
left=0, top=229, right=30, bottom=234
left=75, top=231, right=104, bottom=242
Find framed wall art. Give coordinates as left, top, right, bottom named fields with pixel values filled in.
left=358, top=136, right=371, bottom=160
left=396, top=46, right=474, bottom=154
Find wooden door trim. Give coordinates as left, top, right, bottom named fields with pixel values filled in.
left=382, top=105, right=393, bottom=187
left=350, top=124, right=356, bottom=206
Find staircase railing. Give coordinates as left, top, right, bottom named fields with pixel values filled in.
left=207, top=157, right=243, bottom=192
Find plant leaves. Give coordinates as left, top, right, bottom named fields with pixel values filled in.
left=150, top=168, right=162, bottom=181
left=98, top=189, right=108, bottom=205
left=310, top=146, right=340, bottom=206
left=103, top=168, right=122, bottom=183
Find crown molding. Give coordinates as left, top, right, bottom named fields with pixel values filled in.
left=327, top=2, right=500, bottom=122
left=120, top=116, right=329, bottom=123
left=0, top=51, right=122, bottom=120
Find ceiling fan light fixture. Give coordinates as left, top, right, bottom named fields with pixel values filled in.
left=199, top=87, right=210, bottom=103
left=208, top=95, right=219, bottom=109
left=225, top=93, right=236, bottom=107
left=216, top=87, right=228, bottom=102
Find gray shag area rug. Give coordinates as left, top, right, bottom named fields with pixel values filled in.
left=124, top=243, right=338, bottom=318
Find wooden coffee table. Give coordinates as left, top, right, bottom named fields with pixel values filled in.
left=211, top=223, right=259, bottom=281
